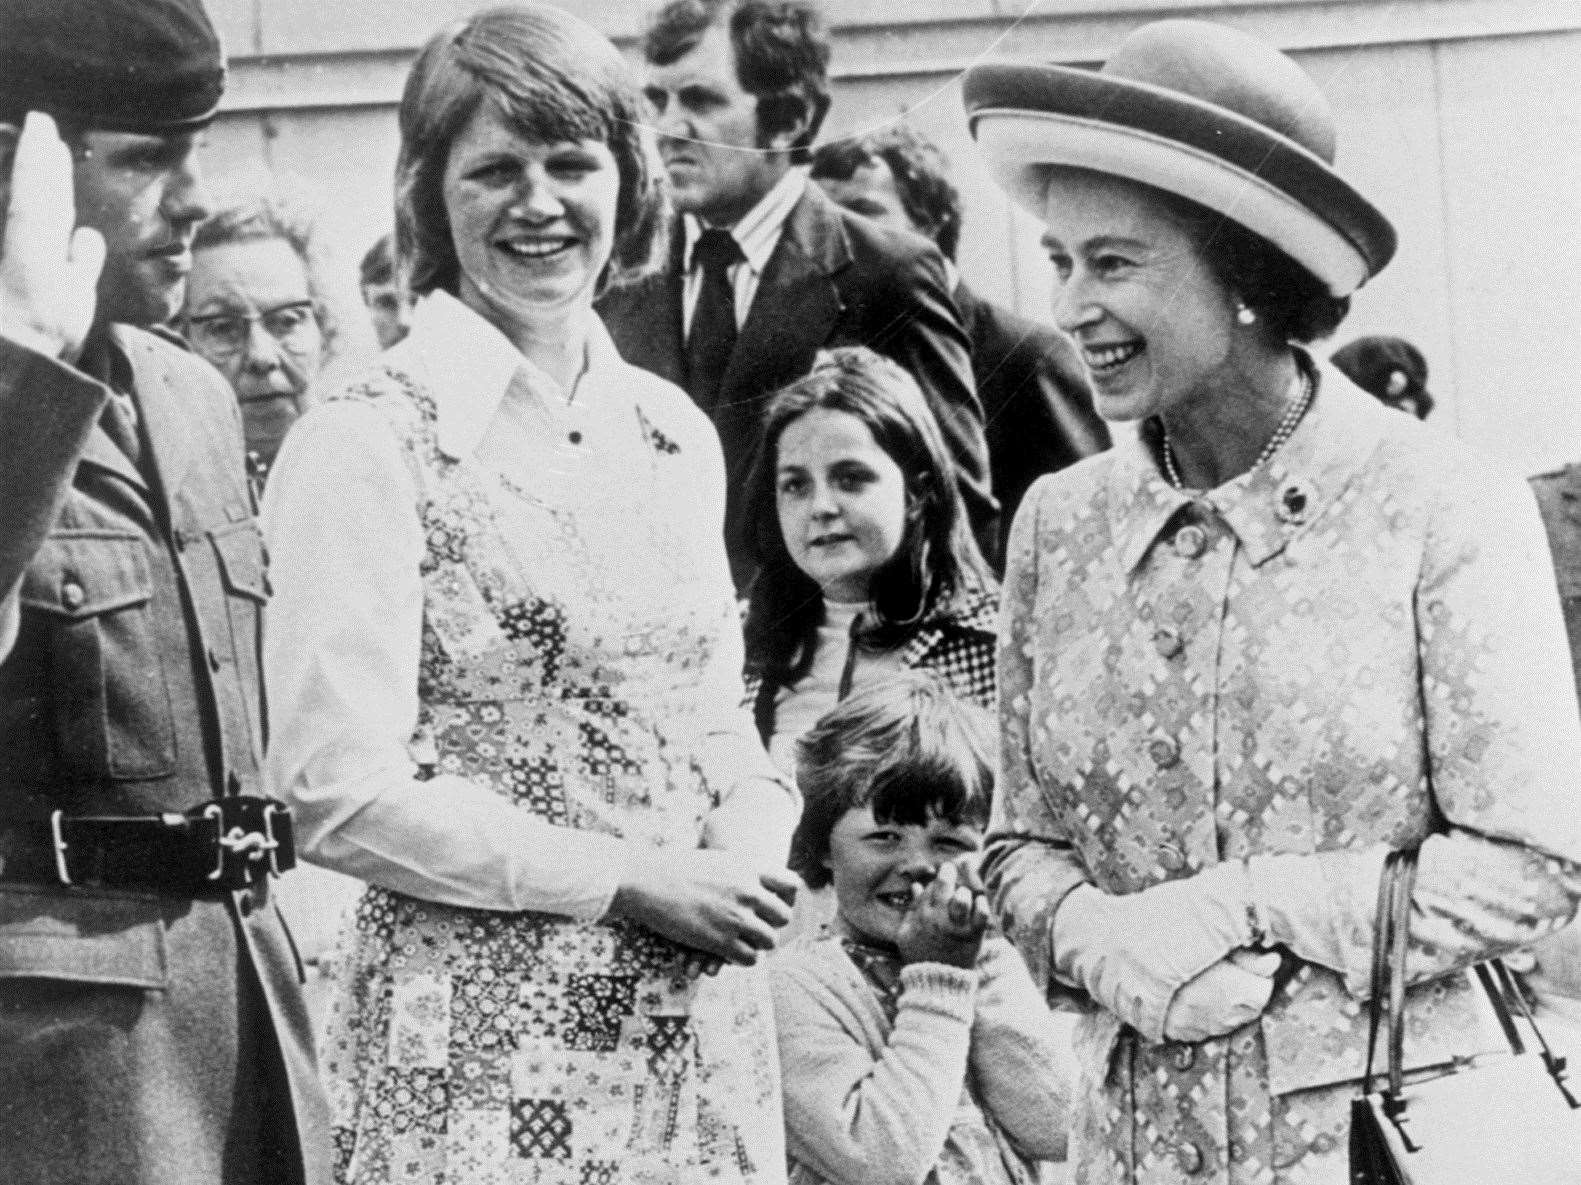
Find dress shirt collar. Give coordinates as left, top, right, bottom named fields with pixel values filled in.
left=407, top=289, right=621, bottom=460
left=683, top=166, right=808, bottom=277
left=1107, top=350, right=1392, bottom=573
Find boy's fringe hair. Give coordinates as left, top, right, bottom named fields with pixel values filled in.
left=790, top=670, right=994, bottom=890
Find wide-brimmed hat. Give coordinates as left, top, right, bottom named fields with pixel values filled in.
left=962, top=19, right=1395, bottom=297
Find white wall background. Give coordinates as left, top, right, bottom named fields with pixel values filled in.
left=203, top=0, right=1581, bottom=474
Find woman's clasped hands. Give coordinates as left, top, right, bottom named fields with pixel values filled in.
left=611, top=846, right=800, bottom=972
left=1051, top=860, right=1281, bottom=1044
left=1162, top=949, right=1283, bottom=1043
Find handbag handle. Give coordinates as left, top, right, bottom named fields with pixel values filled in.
left=1361, top=847, right=1412, bottom=1094
left=1362, top=846, right=1580, bottom=1110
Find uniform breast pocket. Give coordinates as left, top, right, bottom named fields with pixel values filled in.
left=20, top=530, right=176, bottom=779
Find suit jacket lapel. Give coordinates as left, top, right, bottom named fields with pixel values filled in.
left=723, top=187, right=847, bottom=402
left=603, top=227, right=686, bottom=386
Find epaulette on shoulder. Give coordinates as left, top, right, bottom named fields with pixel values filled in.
left=145, top=323, right=194, bottom=352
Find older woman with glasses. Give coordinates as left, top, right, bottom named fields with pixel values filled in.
left=260, top=5, right=799, bottom=1182
left=182, top=190, right=370, bottom=489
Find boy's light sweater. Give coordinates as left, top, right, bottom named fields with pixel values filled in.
left=772, top=931, right=1074, bottom=1185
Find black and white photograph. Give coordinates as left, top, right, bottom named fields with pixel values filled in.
left=0, top=2, right=1578, bottom=1183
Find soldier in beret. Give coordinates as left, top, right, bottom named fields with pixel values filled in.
left=0, top=2, right=330, bottom=1182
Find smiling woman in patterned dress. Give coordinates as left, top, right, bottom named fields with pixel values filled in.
left=260, top=6, right=799, bottom=1183
left=964, top=19, right=1581, bottom=1185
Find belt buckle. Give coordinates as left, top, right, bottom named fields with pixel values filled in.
left=200, top=798, right=297, bottom=890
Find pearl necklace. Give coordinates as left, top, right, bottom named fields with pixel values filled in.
left=1162, top=369, right=1314, bottom=490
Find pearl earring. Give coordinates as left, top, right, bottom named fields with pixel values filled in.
left=1235, top=300, right=1257, bottom=326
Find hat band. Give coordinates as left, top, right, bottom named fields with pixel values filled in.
left=975, top=109, right=1370, bottom=297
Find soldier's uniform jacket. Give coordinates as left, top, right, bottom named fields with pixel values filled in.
left=988, top=361, right=1581, bottom=1184
left=0, top=328, right=330, bottom=1185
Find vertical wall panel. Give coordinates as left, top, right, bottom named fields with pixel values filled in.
left=1434, top=29, right=1581, bottom=474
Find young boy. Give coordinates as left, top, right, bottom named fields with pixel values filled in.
left=772, top=671, right=1073, bottom=1185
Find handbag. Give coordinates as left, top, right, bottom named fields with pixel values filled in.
left=1350, top=846, right=1581, bottom=1184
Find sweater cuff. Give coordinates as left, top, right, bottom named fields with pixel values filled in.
left=898, top=962, right=978, bottom=1023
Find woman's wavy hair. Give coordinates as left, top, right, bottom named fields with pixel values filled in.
left=188, top=186, right=372, bottom=377
left=790, top=670, right=995, bottom=891
left=1148, top=183, right=1350, bottom=344
left=395, top=3, right=667, bottom=301
left=743, top=346, right=992, bottom=688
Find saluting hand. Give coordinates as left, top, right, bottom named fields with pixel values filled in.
left=0, top=112, right=104, bottom=361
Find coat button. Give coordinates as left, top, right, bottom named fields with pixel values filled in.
left=1173, top=524, right=1207, bottom=558
left=60, top=581, right=85, bottom=611
left=1177, top=1141, right=1204, bottom=1174
left=1158, top=842, right=1188, bottom=873
left=1153, top=626, right=1183, bottom=658
left=1148, top=736, right=1180, bottom=768
left=1172, top=1044, right=1196, bottom=1071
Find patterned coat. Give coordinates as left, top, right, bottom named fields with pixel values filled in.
left=987, top=362, right=1581, bottom=1185
left=1531, top=462, right=1581, bottom=696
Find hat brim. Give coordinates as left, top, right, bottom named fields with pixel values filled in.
left=964, top=62, right=1396, bottom=297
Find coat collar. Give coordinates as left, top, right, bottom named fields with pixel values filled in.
left=1107, top=352, right=1391, bottom=574
left=105, top=325, right=194, bottom=498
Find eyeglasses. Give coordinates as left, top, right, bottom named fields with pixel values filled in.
left=185, top=301, right=320, bottom=358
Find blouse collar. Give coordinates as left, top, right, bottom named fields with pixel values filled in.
left=405, top=289, right=623, bottom=461
left=1107, top=351, right=1395, bottom=574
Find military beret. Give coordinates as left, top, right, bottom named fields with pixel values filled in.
left=0, top=0, right=225, bottom=133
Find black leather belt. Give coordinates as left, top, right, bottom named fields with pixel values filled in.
left=0, top=797, right=296, bottom=894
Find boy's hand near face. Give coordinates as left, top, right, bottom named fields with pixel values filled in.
left=896, top=859, right=989, bottom=969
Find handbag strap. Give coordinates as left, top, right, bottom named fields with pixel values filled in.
left=1382, top=845, right=1419, bottom=1098
left=1489, top=958, right=1581, bottom=1108
left=1366, top=847, right=1580, bottom=1111
left=1362, top=847, right=1410, bottom=1092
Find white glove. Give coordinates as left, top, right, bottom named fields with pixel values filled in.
left=1162, top=950, right=1282, bottom=1043
left=1051, top=861, right=1257, bottom=1043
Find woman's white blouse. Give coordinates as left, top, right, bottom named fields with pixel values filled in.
left=261, top=291, right=785, bottom=919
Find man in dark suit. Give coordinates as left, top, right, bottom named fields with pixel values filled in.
left=812, top=124, right=1110, bottom=562
left=0, top=2, right=330, bottom=1181
left=598, top=0, right=993, bottom=585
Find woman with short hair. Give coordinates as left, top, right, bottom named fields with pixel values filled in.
left=261, top=6, right=797, bottom=1182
